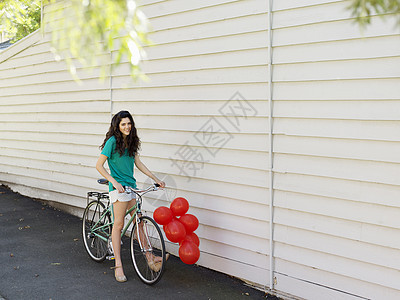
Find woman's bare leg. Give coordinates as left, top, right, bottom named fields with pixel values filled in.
left=112, top=200, right=129, bottom=278
left=127, top=199, right=163, bottom=264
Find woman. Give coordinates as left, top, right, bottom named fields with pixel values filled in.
left=96, top=110, right=165, bottom=282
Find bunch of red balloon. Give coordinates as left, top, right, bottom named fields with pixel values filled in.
left=153, top=197, right=200, bottom=265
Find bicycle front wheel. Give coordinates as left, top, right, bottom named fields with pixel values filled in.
left=130, top=216, right=166, bottom=285
left=82, top=200, right=112, bottom=262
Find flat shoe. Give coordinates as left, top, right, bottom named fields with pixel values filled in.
left=110, top=266, right=127, bottom=282
left=115, top=275, right=127, bottom=283
left=148, top=260, right=162, bottom=272
left=150, top=253, right=169, bottom=264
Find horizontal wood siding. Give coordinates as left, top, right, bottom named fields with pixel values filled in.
left=270, top=0, right=400, bottom=299
left=114, top=0, right=271, bottom=287
left=0, top=2, right=111, bottom=209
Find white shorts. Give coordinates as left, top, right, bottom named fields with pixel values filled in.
left=109, top=189, right=136, bottom=203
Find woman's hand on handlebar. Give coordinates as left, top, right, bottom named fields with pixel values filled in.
left=155, top=180, right=166, bottom=188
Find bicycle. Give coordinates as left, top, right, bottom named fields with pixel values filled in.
left=82, top=179, right=166, bottom=285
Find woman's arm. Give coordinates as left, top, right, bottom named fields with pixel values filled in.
left=135, top=155, right=165, bottom=188
left=96, top=154, right=125, bottom=193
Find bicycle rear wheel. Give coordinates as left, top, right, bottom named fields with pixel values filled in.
left=82, top=200, right=112, bottom=262
left=130, top=216, right=166, bottom=285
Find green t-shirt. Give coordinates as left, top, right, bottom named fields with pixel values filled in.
left=101, top=136, right=137, bottom=192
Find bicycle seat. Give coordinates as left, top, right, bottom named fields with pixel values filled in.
left=97, top=178, right=109, bottom=185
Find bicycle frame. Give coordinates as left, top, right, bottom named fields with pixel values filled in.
left=88, top=185, right=157, bottom=243
left=87, top=200, right=137, bottom=243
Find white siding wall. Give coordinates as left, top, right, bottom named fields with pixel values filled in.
left=270, top=0, right=400, bottom=299
left=0, top=7, right=112, bottom=208
left=113, top=0, right=271, bottom=287
left=0, top=0, right=399, bottom=299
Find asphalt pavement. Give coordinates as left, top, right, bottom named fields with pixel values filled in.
left=0, top=185, right=273, bottom=300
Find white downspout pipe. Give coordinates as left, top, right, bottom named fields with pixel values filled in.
left=267, top=0, right=275, bottom=292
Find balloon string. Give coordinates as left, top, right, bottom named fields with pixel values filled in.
left=163, top=187, right=173, bottom=204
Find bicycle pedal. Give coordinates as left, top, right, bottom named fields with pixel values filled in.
left=106, top=255, right=115, bottom=260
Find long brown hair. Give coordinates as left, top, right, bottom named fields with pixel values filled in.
left=100, top=110, right=141, bottom=157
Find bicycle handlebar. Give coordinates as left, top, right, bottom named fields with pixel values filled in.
left=97, top=178, right=161, bottom=194
left=125, top=183, right=160, bottom=195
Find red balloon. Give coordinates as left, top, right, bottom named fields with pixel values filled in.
left=179, top=232, right=200, bottom=247
left=179, top=214, right=199, bottom=233
left=153, top=206, right=173, bottom=225
left=170, top=197, right=189, bottom=217
left=163, top=224, right=171, bottom=239
left=163, top=219, right=186, bottom=243
left=179, top=241, right=200, bottom=265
